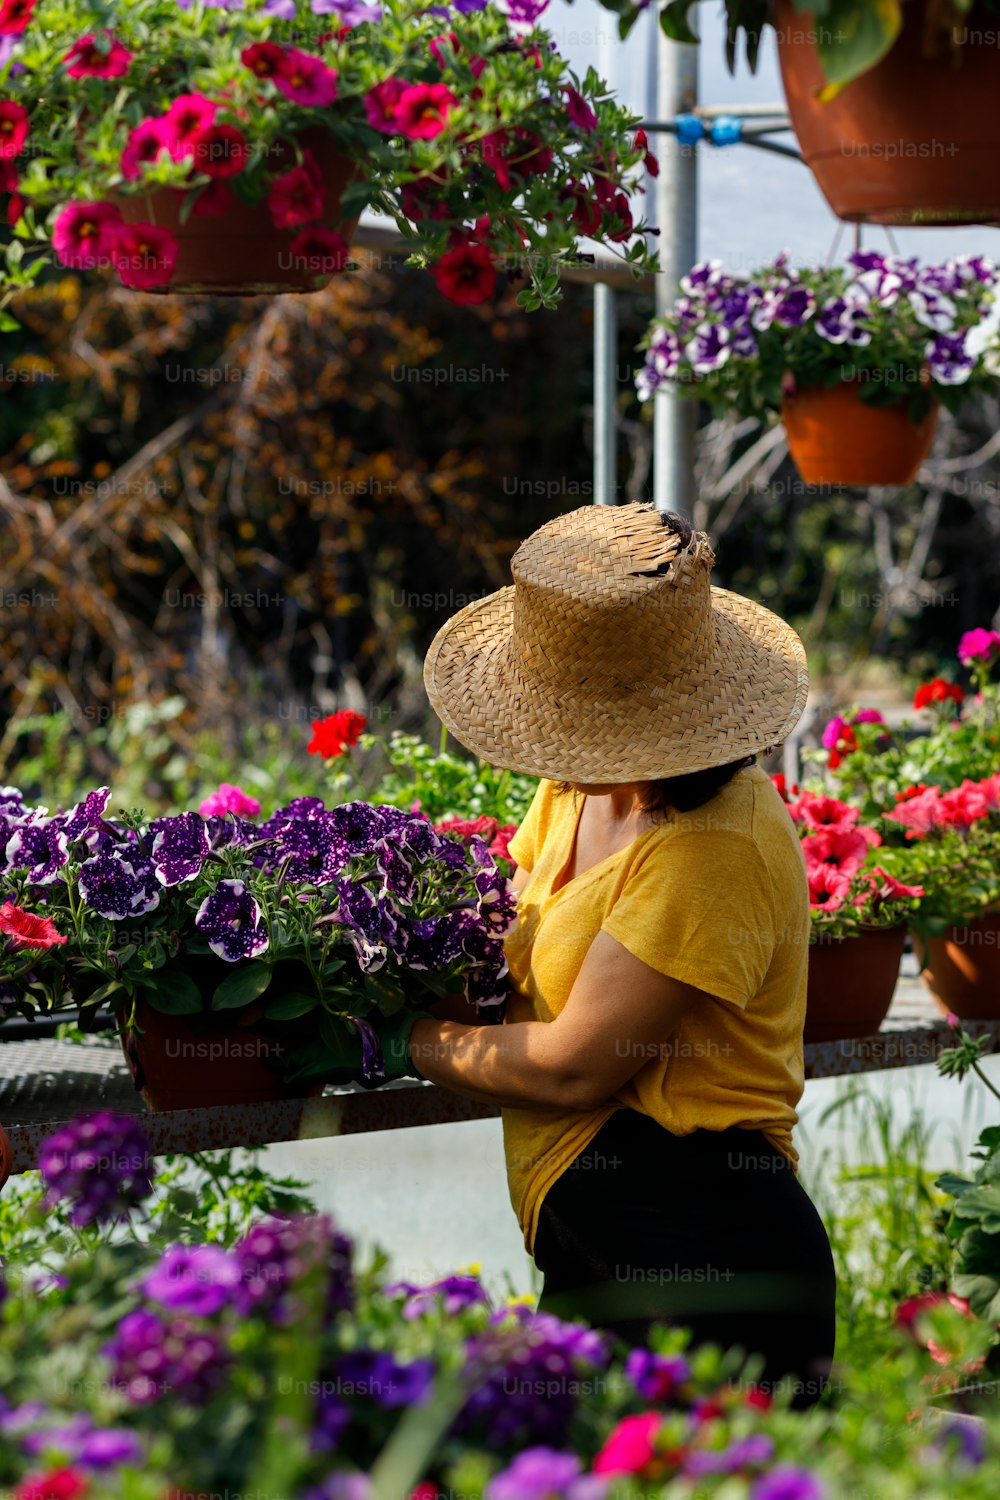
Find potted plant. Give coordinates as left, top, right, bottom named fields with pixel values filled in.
left=626, top=0, right=1000, bottom=225
left=636, top=251, right=1000, bottom=487
left=774, top=781, right=923, bottom=1042
left=0, top=0, right=656, bottom=315
left=0, top=781, right=515, bottom=1110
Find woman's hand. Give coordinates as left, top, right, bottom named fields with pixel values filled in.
left=408, top=930, right=710, bottom=1112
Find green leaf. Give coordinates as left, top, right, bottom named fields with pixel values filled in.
left=264, top=991, right=320, bottom=1020
left=138, top=971, right=203, bottom=1014
left=952, top=1183, right=1000, bottom=1234
left=318, top=1008, right=354, bottom=1059
left=816, top=0, right=902, bottom=93
left=79, top=979, right=124, bottom=1008
left=936, top=1172, right=975, bottom=1200
left=659, top=0, right=701, bottom=44
left=211, top=961, right=273, bottom=1011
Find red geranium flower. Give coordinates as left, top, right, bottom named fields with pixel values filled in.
left=0, top=902, right=67, bottom=952
left=111, top=221, right=179, bottom=290
left=51, top=200, right=122, bottom=269
left=63, top=31, right=132, bottom=79
left=288, top=226, right=350, bottom=277
left=14, top=1469, right=88, bottom=1500
left=267, top=152, right=326, bottom=229
left=489, top=825, right=518, bottom=864
left=435, top=815, right=498, bottom=841
left=887, top=786, right=945, bottom=839
left=394, top=83, right=457, bottom=140
left=307, top=710, right=367, bottom=758
left=432, top=238, right=496, bottom=305
left=0, top=100, right=29, bottom=158
left=0, top=0, right=34, bottom=35
left=913, top=677, right=965, bottom=711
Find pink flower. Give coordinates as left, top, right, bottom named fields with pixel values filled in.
left=592, top=1412, right=663, bottom=1476
left=0, top=0, right=34, bottom=36
left=287, top=226, right=350, bottom=276
left=63, top=31, right=132, bottom=78
left=272, top=47, right=338, bottom=106
left=0, top=100, right=28, bottom=158
left=800, top=827, right=871, bottom=879
left=163, top=94, right=217, bottom=156
left=432, top=237, right=496, bottom=305
left=188, top=124, right=250, bottom=180
left=887, top=786, right=946, bottom=839
left=51, top=200, right=122, bottom=269
left=364, top=78, right=406, bottom=132
left=489, top=825, right=518, bottom=864
left=393, top=83, right=457, bottom=140
left=807, top=867, right=853, bottom=911
left=790, top=790, right=859, bottom=834
left=120, top=117, right=172, bottom=181
left=957, top=627, right=1000, bottom=665
left=563, top=86, right=597, bottom=132
left=0, top=901, right=67, bottom=951
left=938, top=780, right=991, bottom=829
left=110, top=221, right=178, bottom=290
left=267, top=152, right=326, bottom=228
left=871, top=867, right=925, bottom=901
left=241, top=41, right=286, bottom=80
left=198, top=783, right=261, bottom=819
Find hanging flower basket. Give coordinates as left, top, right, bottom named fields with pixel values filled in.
left=805, top=924, right=905, bottom=1044
left=780, top=377, right=939, bottom=487
left=114, top=130, right=361, bottom=297
left=774, top=0, right=1000, bottom=226
left=913, top=915, right=1000, bottom=1021
left=0, top=0, right=657, bottom=319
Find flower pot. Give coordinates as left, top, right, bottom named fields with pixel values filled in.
left=115, top=129, right=361, bottom=296
left=779, top=0, right=1000, bottom=223
left=913, top=915, right=1000, bottom=1019
left=775, top=0, right=1000, bottom=225
left=0, top=1124, right=11, bottom=1196
left=781, top=380, right=939, bottom=487
left=118, top=999, right=324, bottom=1112
left=805, top=925, right=905, bottom=1043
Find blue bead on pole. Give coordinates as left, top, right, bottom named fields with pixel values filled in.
left=674, top=113, right=706, bottom=147
left=710, top=116, right=742, bottom=147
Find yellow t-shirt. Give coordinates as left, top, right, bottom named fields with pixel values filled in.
left=501, top=767, right=810, bottom=1254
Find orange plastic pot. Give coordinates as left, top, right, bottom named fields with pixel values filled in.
left=913, top=915, right=1000, bottom=1019
left=781, top=379, right=939, bottom=486
left=775, top=0, right=1000, bottom=225
left=118, top=1000, right=324, bottom=1112
left=116, top=129, right=361, bottom=296
left=805, top=925, right=905, bottom=1043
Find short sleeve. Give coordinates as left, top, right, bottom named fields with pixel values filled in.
left=505, top=779, right=546, bottom=872
left=601, top=832, right=777, bottom=1009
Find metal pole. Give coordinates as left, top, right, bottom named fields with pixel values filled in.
left=653, top=34, right=699, bottom=516
left=593, top=281, right=618, bottom=504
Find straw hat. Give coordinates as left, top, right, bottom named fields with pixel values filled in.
left=423, top=502, right=808, bottom=783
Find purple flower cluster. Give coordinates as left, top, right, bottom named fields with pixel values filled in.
left=487, top=1447, right=602, bottom=1500
left=385, top=1271, right=490, bottom=1319
left=103, top=1307, right=230, bottom=1405
left=310, top=1347, right=435, bottom=1449
left=638, top=250, right=1000, bottom=401
left=457, top=1308, right=610, bottom=1449
left=234, top=1214, right=355, bottom=1323
left=37, top=1110, right=154, bottom=1227
left=18, top=1413, right=143, bottom=1471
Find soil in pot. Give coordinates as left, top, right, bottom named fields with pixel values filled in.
left=781, top=380, right=939, bottom=487
left=775, top=0, right=1000, bottom=224
left=116, top=128, right=361, bottom=296
left=913, top=914, right=1000, bottom=1019
left=805, top=925, right=906, bottom=1043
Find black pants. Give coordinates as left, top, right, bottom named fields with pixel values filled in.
left=533, top=1110, right=836, bottom=1408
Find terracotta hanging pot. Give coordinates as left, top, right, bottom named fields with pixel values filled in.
left=118, top=999, right=324, bottom=1112
left=781, top=378, right=939, bottom=486
left=912, top=915, right=1000, bottom=1019
left=116, top=129, right=361, bottom=296
left=0, top=1123, right=12, bottom=1196
left=775, top=0, right=1000, bottom=225
left=805, top=924, right=905, bottom=1043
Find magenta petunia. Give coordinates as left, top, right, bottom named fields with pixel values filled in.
left=288, top=226, right=351, bottom=277
left=163, top=93, right=217, bottom=156
left=267, top=153, right=326, bottom=229
left=120, top=117, right=172, bottom=181
left=111, top=221, right=179, bottom=290
left=958, top=626, right=1000, bottom=665
left=364, top=77, right=406, bottom=132
left=563, top=86, right=597, bottom=133
left=63, top=31, right=133, bottom=79
left=188, top=123, right=250, bottom=180
left=0, top=99, right=28, bottom=158
left=393, top=82, right=457, bottom=140
left=51, top=200, right=122, bottom=269
left=272, top=47, right=338, bottom=106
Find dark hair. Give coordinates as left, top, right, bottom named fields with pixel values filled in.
left=553, top=756, right=757, bottom=818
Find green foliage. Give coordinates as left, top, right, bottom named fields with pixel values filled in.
left=324, top=729, right=537, bottom=825
left=940, top=1127, right=1000, bottom=1323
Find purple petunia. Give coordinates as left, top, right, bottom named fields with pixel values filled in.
left=385, top=1272, right=490, bottom=1319
left=103, top=1307, right=230, bottom=1406
left=78, top=846, right=160, bottom=919
left=273, top=813, right=350, bottom=885
left=195, top=878, right=269, bottom=961
left=235, top=1215, right=354, bottom=1323
left=334, top=879, right=399, bottom=971
left=334, top=1348, right=435, bottom=1408
left=814, top=295, right=872, bottom=347
left=58, top=786, right=112, bottom=841
left=624, top=1347, right=691, bottom=1401
left=685, top=323, right=730, bottom=374
left=149, top=811, right=210, bottom=885
left=38, top=1111, right=154, bottom=1227
left=751, top=1468, right=825, bottom=1500
left=140, top=1243, right=243, bottom=1317
left=3, top=820, right=69, bottom=884
left=487, top=1448, right=589, bottom=1500
left=686, top=1433, right=775, bottom=1476
left=926, top=330, right=975, bottom=385
left=310, top=0, right=384, bottom=18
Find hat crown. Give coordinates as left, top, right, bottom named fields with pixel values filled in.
left=510, top=503, right=717, bottom=689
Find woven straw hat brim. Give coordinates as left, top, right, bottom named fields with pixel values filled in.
left=423, top=584, right=808, bottom=783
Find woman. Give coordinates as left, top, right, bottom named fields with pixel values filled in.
left=378, top=502, right=835, bottom=1404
